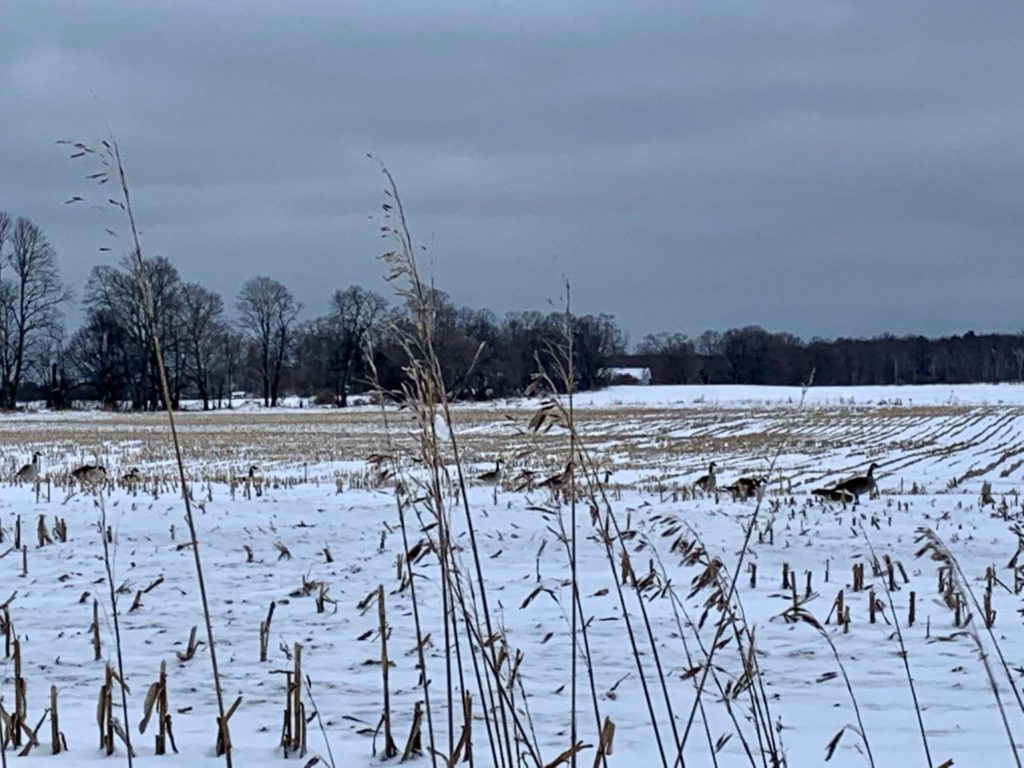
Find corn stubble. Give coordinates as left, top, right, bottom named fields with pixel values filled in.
left=28, top=143, right=1018, bottom=767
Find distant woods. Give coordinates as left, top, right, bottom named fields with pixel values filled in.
left=2, top=209, right=1023, bottom=410
left=626, top=328, right=1024, bottom=388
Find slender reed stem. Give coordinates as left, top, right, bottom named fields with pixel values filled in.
left=379, top=163, right=516, bottom=766
left=966, top=630, right=1022, bottom=768
left=944, top=540, right=1024, bottom=719
left=862, top=530, right=931, bottom=767
left=551, top=506, right=608, bottom=768
left=675, top=374, right=815, bottom=767
left=108, top=140, right=232, bottom=767
left=565, top=283, right=579, bottom=768
left=816, top=628, right=876, bottom=768
left=96, top=494, right=134, bottom=766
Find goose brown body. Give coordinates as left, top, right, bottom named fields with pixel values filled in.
left=727, top=475, right=765, bottom=500
left=538, top=462, right=575, bottom=499
left=72, top=464, right=107, bottom=487
left=15, top=452, right=42, bottom=483
left=814, top=462, right=879, bottom=504
left=476, top=459, right=504, bottom=484
left=694, top=462, right=717, bottom=493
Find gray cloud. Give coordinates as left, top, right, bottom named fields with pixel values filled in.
left=2, top=1, right=1022, bottom=342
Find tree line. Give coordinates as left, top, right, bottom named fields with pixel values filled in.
left=2, top=211, right=1022, bottom=410
left=624, top=327, right=1024, bottom=387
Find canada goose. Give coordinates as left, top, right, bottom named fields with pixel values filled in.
left=538, top=462, right=575, bottom=501
left=815, top=462, right=879, bottom=505
left=477, top=458, right=504, bottom=504
left=693, top=462, right=717, bottom=494
left=121, top=467, right=141, bottom=486
left=71, top=464, right=107, bottom=487
left=14, top=452, right=42, bottom=484
left=727, top=475, right=766, bottom=501
left=833, top=462, right=879, bottom=502
left=246, top=465, right=264, bottom=498
left=475, top=459, right=504, bottom=485
left=366, top=453, right=390, bottom=486
left=513, top=468, right=537, bottom=493
left=812, top=487, right=856, bottom=504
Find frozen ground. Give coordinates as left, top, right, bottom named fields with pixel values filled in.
left=1, top=384, right=1023, bottom=766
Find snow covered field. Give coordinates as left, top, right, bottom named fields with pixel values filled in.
left=1, top=384, right=1023, bottom=766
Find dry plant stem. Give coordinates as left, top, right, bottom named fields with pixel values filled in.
left=460, top=562, right=522, bottom=765
left=434, top=485, right=456, bottom=754
left=395, top=496, right=438, bottom=768
left=599, top=515, right=686, bottom=763
left=681, top=525, right=776, bottom=767
left=718, top=524, right=781, bottom=766
left=548, top=399, right=692, bottom=766
left=457, top=593, right=502, bottom=764
left=537, top=349, right=676, bottom=765
left=438, top=347, right=515, bottom=768
left=427, top=517, right=501, bottom=768
left=450, top=596, right=541, bottom=765
left=406, top=500, right=541, bottom=767
left=570, top=563, right=608, bottom=768
left=816, top=628, right=876, bottom=768
left=0, top=702, right=7, bottom=768
left=918, top=529, right=1022, bottom=765
left=537, top=388, right=671, bottom=766
left=940, top=534, right=1024, bottom=719
left=621, top=533, right=684, bottom=756
left=381, top=166, right=515, bottom=767
left=551, top=507, right=608, bottom=768
left=594, top=516, right=669, bottom=768
left=111, top=141, right=232, bottom=767
left=379, top=588, right=398, bottom=758
left=675, top=386, right=813, bottom=768
left=304, top=676, right=337, bottom=768
left=393, top=283, right=461, bottom=757
left=662, top=577, right=750, bottom=768
left=408, top=497, right=506, bottom=768
left=861, top=530, right=931, bottom=768
left=403, top=395, right=503, bottom=768
left=364, top=352, right=456, bottom=768
left=565, top=284, right=579, bottom=768
left=966, top=630, right=1022, bottom=767
left=414, top=414, right=466, bottom=762
left=96, top=493, right=134, bottom=766
left=647, top=537, right=748, bottom=768
left=420, top=406, right=485, bottom=765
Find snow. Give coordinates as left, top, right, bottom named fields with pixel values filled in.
left=1, top=384, right=1023, bottom=766
left=569, top=382, right=1024, bottom=408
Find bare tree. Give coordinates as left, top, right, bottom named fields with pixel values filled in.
left=572, top=313, right=627, bottom=390
left=0, top=212, right=10, bottom=256
left=67, top=306, right=125, bottom=407
left=28, top=325, right=68, bottom=408
left=0, top=217, right=71, bottom=408
left=84, top=256, right=183, bottom=410
left=324, top=285, right=387, bottom=405
left=236, top=276, right=300, bottom=406
left=180, top=282, right=225, bottom=410
left=213, top=328, right=244, bottom=408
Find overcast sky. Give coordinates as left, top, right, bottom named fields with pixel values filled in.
left=2, top=1, right=1021, bottom=343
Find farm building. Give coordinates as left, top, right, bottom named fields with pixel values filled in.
left=603, top=366, right=653, bottom=385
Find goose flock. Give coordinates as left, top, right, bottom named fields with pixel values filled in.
left=10, top=446, right=882, bottom=511
left=466, top=454, right=882, bottom=508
